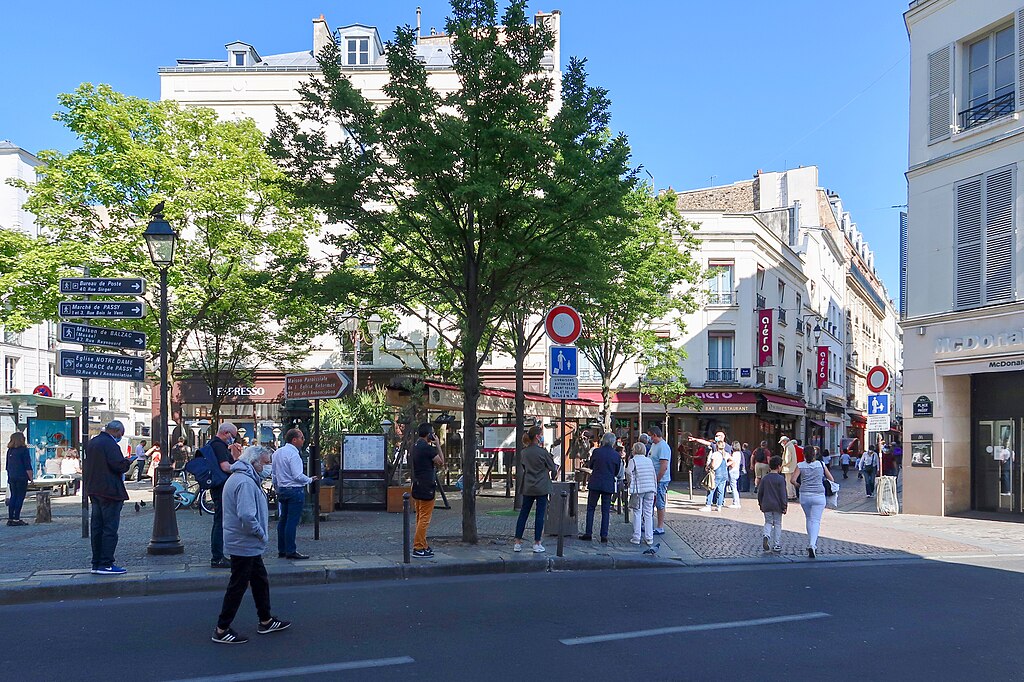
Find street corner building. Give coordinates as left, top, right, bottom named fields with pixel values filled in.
left=904, top=0, right=1024, bottom=516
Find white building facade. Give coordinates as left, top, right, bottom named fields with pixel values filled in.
left=904, top=0, right=1024, bottom=516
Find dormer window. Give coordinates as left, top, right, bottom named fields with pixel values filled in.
left=233, top=51, right=246, bottom=67
left=347, top=37, right=370, bottom=65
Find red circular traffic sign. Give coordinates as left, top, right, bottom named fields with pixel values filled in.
left=545, top=305, right=582, bottom=345
left=32, top=385, right=52, bottom=397
left=866, top=365, right=890, bottom=393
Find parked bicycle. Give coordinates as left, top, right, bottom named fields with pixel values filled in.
left=172, top=471, right=214, bottom=515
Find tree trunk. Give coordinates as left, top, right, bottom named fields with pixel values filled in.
left=461, top=343, right=480, bottom=544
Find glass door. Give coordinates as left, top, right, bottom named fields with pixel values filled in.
left=974, top=420, right=1020, bottom=513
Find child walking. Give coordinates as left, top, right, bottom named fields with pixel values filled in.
left=757, top=455, right=788, bottom=553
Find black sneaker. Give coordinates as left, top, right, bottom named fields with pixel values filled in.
left=808, top=547, right=816, bottom=559
left=211, top=558, right=231, bottom=569
left=762, top=536, right=770, bottom=552
left=412, top=548, right=434, bottom=558
left=257, top=617, right=291, bottom=635
left=578, top=534, right=592, bottom=541
left=212, top=628, right=248, bottom=644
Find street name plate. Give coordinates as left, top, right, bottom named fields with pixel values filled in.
left=59, top=322, right=147, bottom=350
left=549, top=375, right=579, bottom=400
left=285, top=371, right=351, bottom=400
left=59, top=277, right=146, bottom=295
left=59, top=301, right=146, bottom=319
left=57, top=350, right=145, bottom=381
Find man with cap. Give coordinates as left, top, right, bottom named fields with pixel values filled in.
left=780, top=436, right=798, bottom=500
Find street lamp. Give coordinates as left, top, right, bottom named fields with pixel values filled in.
left=145, top=206, right=184, bottom=555
left=813, top=322, right=822, bottom=341
left=341, top=315, right=382, bottom=393
left=634, top=359, right=646, bottom=440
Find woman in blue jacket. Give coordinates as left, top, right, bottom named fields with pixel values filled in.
left=5, top=432, right=33, bottom=526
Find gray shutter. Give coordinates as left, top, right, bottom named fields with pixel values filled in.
left=1018, top=9, right=1024, bottom=110
left=928, top=45, right=953, bottom=142
left=955, top=177, right=983, bottom=308
left=984, top=166, right=1015, bottom=301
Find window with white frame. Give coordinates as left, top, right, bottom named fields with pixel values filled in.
left=233, top=51, right=246, bottom=67
left=777, top=342, right=786, bottom=368
left=4, top=357, right=18, bottom=392
left=707, top=332, right=734, bottom=382
left=962, top=24, right=1015, bottom=130
left=705, top=262, right=735, bottom=305
left=347, top=37, right=370, bottom=65
left=955, top=165, right=1015, bottom=308
left=577, top=352, right=601, bottom=384
left=3, top=328, right=21, bottom=346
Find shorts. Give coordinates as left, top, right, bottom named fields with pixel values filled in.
left=655, top=481, right=670, bottom=510
left=754, top=463, right=770, bottom=479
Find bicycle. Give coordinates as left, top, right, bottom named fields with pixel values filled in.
left=172, top=471, right=215, bottom=515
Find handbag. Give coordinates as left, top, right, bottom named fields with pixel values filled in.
left=822, top=462, right=836, bottom=497
left=701, top=468, right=716, bottom=490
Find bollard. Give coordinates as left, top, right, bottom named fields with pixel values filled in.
left=402, top=492, right=411, bottom=564
left=557, top=490, right=567, bottom=557
left=623, top=488, right=630, bottom=524
left=689, top=469, right=695, bottom=502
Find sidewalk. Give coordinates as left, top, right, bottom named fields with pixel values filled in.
left=1, top=479, right=1022, bottom=605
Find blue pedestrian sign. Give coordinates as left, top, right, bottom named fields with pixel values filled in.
left=868, top=394, right=889, bottom=415
left=550, top=346, right=577, bottom=377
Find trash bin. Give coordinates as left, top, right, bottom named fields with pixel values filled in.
left=545, top=481, right=577, bottom=537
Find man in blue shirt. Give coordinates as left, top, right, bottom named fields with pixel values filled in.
left=648, top=426, right=671, bottom=535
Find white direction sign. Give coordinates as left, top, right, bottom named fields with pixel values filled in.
left=549, top=376, right=579, bottom=400
left=550, top=346, right=577, bottom=377
left=866, top=393, right=891, bottom=432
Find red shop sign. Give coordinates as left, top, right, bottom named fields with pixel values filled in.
left=816, top=346, right=830, bottom=389
left=757, top=309, right=773, bottom=366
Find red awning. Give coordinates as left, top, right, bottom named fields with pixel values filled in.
left=850, top=414, right=867, bottom=426
left=577, top=390, right=759, bottom=405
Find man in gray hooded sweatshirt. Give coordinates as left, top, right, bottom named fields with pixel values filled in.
left=212, top=446, right=291, bottom=644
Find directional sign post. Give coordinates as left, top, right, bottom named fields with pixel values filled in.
left=285, top=371, right=352, bottom=400
left=59, top=322, right=147, bottom=350
left=59, top=301, right=146, bottom=319
left=866, top=393, right=891, bottom=432
left=57, top=350, right=146, bottom=381
left=60, top=278, right=146, bottom=296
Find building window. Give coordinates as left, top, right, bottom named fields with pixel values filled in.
left=955, top=165, right=1015, bottom=308
left=705, top=262, right=735, bottom=305
left=3, top=328, right=21, bottom=346
left=777, top=342, right=786, bottom=368
left=961, top=25, right=1015, bottom=130
left=707, top=332, right=735, bottom=383
left=347, top=37, right=370, bottom=65
left=577, top=353, right=601, bottom=384
left=233, top=51, right=246, bottom=67
left=4, top=357, right=17, bottom=392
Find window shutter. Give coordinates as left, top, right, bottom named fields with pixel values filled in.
left=1017, top=8, right=1024, bottom=110
left=928, top=45, right=953, bottom=142
left=955, top=177, right=983, bottom=308
left=984, top=166, right=1015, bottom=301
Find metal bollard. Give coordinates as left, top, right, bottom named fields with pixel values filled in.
left=556, top=490, right=568, bottom=557
left=623, top=488, right=630, bottom=524
left=689, top=469, right=695, bottom=502
left=402, top=492, right=411, bottom=564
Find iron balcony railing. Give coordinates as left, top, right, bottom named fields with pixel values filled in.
left=959, top=91, right=1015, bottom=131
left=756, top=369, right=766, bottom=385
left=707, top=368, right=738, bottom=383
left=796, top=380, right=804, bottom=394
left=756, top=294, right=766, bottom=309
left=778, top=308, right=788, bottom=325
left=777, top=376, right=787, bottom=390
left=707, top=291, right=737, bottom=305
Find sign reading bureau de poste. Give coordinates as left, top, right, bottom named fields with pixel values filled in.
left=284, top=371, right=351, bottom=400
left=59, top=277, right=146, bottom=296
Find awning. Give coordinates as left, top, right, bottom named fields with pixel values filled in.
left=577, top=390, right=759, bottom=414
left=850, top=414, right=867, bottom=426
left=840, top=437, right=860, bottom=453
left=413, top=381, right=600, bottom=420
left=764, top=394, right=806, bottom=416
left=809, top=419, right=829, bottom=428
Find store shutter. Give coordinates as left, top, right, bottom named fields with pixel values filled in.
left=928, top=45, right=953, bottom=142
left=984, top=166, right=1015, bottom=302
left=955, top=177, right=983, bottom=308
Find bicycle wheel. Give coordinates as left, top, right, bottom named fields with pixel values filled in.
left=200, top=489, right=215, bottom=515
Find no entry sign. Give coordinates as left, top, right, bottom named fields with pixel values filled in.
left=866, top=365, right=890, bottom=393
left=544, top=305, right=582, bottom=346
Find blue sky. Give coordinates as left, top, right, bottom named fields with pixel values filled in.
left=0, top=0, right=908, bottom=294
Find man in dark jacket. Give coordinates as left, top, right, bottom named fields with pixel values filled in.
left=208, top=422, right=239, bottom=569
left=579, top=432, right=623, bottom=542
left=84, top=420, right=131, bottom=575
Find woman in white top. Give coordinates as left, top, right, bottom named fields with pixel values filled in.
left=726, top=441, right=743, bottom=509
left=60, top=450, right=82, bottom=495
left=626, top=443, right=657, bottom=545
left=789, top=448, right=836, bottom=559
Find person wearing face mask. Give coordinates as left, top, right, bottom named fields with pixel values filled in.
left=83, top=421, right=132, bottom=574
left=208, top=422, right=239, bottom=569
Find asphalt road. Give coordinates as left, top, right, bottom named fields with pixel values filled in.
left=2, top=557, right=1023, bottom=681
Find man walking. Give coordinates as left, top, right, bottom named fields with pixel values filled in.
left=272, top=428, right=315, bottom=560
left=780, top=436, right=798, bottom=500
left=84, top=420, right=131, bottom=575
left=209, top=423, right=238, bottom=568
left=648, top=426, right=671, bottom=535
left=411, top=423, right=444, bottom=558
left=212, top=446, right=290, bottom=644
left=129, top=439, right=147, bottom=482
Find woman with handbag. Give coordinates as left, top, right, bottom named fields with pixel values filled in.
left=626, top=442, right=657, bottom=544
left=789, top=448, right=836, bottom=558
left=698, top=441, right=729, bottom=511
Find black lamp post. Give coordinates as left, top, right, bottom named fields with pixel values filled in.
left=145, top=208, right=184, bottom=555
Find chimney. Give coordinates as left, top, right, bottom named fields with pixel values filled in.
left=416, top=6, right=422, bottom=39
left=313, top=14, right=332, bottom=57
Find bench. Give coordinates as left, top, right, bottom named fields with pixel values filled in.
left=28, top=475, right=74, bottom=497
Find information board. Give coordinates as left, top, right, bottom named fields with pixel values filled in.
left=342, top=434, right=386, bottom=471
left=482, top=424, right=517, bottom=452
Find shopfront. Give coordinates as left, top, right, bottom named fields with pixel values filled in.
left=168, top=372, right=288, bottom=448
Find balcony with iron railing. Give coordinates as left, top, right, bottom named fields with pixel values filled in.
left=959, top=91, right=1014, bottom=132
left=756, top=294, right=766, bottom=309
left=796, top=380, right=804, bottom=395
left=707, top=368, right=738, bottom=384
left=706, top=290, right=737, bottom=306
left=777, top=376, right=787, bottom=391
left=777, top=308, right=787, bottom=325
left=756, top=369, right=766, bottom=385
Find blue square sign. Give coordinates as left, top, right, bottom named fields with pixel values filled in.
left=550, top=346, right=577, bottom=377
left=868, top=393, right=889, bottom=415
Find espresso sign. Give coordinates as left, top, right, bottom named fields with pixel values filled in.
left=757, top=309, right=773, bottom=366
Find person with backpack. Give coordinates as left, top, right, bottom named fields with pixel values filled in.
left=207, top=423, right=238, bottom=568
left=750, top=440, right=772, bottom=493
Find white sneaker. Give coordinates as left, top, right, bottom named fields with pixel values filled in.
left=513, top=542, right=522, bottom=552
left=629, top=538, right=641, bottom=545
left=699, top=505, right=713, bottom=511
left=533, top=543, right=546, bottom=553
left=728, top=504, right=741, bottom=509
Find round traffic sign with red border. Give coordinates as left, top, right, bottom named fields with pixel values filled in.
left=32, top=385, right=53, bottom=397
left=866, top=365, right=890, bottom=393
left=545, top=305, right=582, bottom=345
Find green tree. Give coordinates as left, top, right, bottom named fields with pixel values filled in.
left=639, top=341, right=702, bottom=433
left=4, top=83, right=320, bottom=425
left=573, top=187, right=703, bottom=431
left=270, top=0, right=633, bottom=542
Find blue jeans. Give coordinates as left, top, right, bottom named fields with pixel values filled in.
left=864, top=470, right=877, bottom=496
left=89, top=498, right=124, bottom=569
left=277, top=487, right=305, bottom=555
left=706, top=476, right=727, bottom=507
left=211, top=485, right=225, bottom=562
left=7, top=478, right=28, bottom=520
left=515, top=494, right=548, bottom=542
left=585, top=489, right=614, bottom=538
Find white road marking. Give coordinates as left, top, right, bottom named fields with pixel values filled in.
left=560, top=612, right=830, bottom=646
left=162, top=656, right=416, bottom=682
